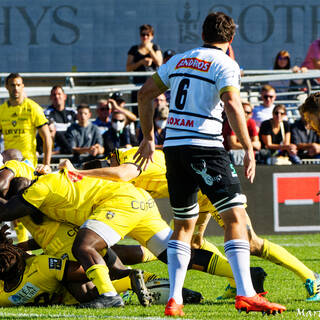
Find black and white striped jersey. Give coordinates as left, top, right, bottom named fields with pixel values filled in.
left=153, top=45, right=241, bottom=148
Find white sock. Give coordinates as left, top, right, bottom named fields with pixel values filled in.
left=101, top=292, right=117, bottom=297
left=224, top=239, right=256, bottom=297
left=167, top=240, right=191, bottom=304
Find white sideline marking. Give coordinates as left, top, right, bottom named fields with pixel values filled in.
left=2, top=314, right=190, bottom=320
left=214, top=242, right=320, bottom=247
left=284, top=199, right=314, bottom=205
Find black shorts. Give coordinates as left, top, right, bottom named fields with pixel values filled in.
left=164, top=145, right=242, bottom=211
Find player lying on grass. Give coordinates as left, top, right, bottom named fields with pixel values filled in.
left=60, top=147, right=320, bottom=302
left=0, top=224, right=104, bottom=307
left=0, top=170, right=267, bottom=310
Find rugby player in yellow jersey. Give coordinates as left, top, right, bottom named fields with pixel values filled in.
left=0, top=224, right=98, bottom=307
left=0, top=155, right=155, bottom=307
left=0, top=73, right=52, bottom=244
left=59, top=147, right=320, bottom=302
left=0, top=148, right=36, bottom=243
left=0, top=73, right=52, bottom=172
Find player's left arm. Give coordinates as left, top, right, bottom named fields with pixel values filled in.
left=222, top=90, right=255, bottom=183
left=38, top=123, right=52, bottom=169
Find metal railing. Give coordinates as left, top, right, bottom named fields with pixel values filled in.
left=0, top=70, right=320, bottom=113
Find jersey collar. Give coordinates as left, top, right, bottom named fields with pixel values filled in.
left=202, top=44, right=223, bottom=51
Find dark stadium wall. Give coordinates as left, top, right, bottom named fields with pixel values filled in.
left=0, top=0, right=318, bottom=72
left=156, top=164, right=320, bottom=236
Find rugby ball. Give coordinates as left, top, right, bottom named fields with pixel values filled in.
left=146, top=279, right=170, bottom=305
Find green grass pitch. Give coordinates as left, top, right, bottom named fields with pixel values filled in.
left=2, top=233, right=320, bottom=319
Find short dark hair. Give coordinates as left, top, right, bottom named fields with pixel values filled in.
left=50, top=85, right=65, bottom=95
left=5, top=73, right=23, bottom=86
left=77, top=103, right=91, bottom=112
left=202, top=12, right=236, bottom=43
left=139, top=24, right=154, bottom=36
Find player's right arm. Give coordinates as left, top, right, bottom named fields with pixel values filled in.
left=59, top=159, right=140, bottom=182
left=134, top=76, right=166, bottom=170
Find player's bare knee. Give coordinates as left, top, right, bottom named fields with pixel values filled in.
left=191, top=234, right=202, bottom=249
left=249, top=236, right=264, bottom=256
left=216, top=194, right=247, bottom=225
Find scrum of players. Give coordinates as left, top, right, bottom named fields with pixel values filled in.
left=0, top=142, right=319, bottom=309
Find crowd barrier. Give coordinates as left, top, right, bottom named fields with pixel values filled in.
left=157, top=164, right=320, bottom=236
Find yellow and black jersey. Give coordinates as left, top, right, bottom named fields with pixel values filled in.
left=115, top=147, right=169, bottom=198
left=22, top=169, right=143, bottom=226
left=0, top=159, right=63, bottom=246
left=0, top=98, right=48, bottom=167
left=0, top=255, right=67, bottom=306
left=1, top=159, right=36, bottom=180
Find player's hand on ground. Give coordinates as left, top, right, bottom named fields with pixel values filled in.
left=36, top=164, right=52, bottom=175
left=59, top=159, right=76, bottom=171
left=134, top=139, right=155, bottom=171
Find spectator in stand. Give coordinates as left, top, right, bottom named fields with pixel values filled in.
left=92, top=99, right=112, bottom=135
left=126, top=24, right=163, bottom=110
left=102, top=111, right=136, bottom=155
left=301, top=38, right=320, bottom=84
left=66, top=104, right=104, bottom=164
left=109, top=92, right=137, bottom=127
left=138, top=105, right=169, bottom=149
left=163, top=49, right=176, bottom=64
left=44, top=85, right=76, bottom=154
left=223, top=102, right=261, bottom=165
left=301, top=39, right=320, bottom=71
left=92, top=94, right=137, bottom=136
left=291, top=111, right=320, bottom=160
left=269, top=50, right=307, bottom=93
left=153, top=93, right=168, bottom=111
left=252, top=85, right=277, bottom=128
left=136, top=94, right=168, bottom=138
left=259, top=104, right=299, bottom=164
left=37, top=120, right=72, bottom=155
left=45, top=85, right=77, bottom=133
left=127, top=24, right=163, bottom=74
